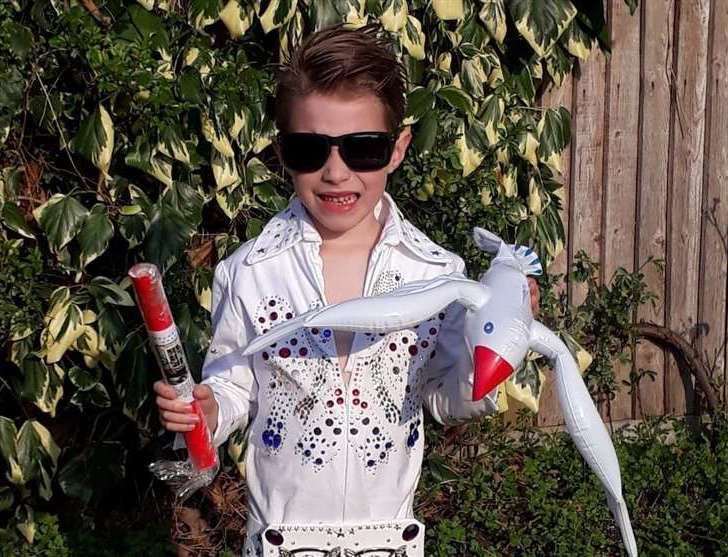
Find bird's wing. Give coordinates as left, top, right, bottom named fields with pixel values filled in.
left=242, top=275, right=488, bottom=356
left=529, top=321, right=638, bottom=557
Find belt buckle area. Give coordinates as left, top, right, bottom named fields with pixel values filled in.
left=274, top=548, right=408, bottom=556
left=261, top=520, right=424, bottom=557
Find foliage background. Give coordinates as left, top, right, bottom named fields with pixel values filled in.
left=4, top=0, right=723, bottom=555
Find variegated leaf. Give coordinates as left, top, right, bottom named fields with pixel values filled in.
left=259, top=0, right=297, bottom=34
left=71, top=104, right=114, bottom=175
left=432, top=0, right=464, bottom=21
left=456, top=122, right=485, bottom=177
left=508, top=0, right=577, bottom=58
left=212, top=152, right=241, bottom=190
left=0, top=416, right=22, bottom=485
left=404, top=87, right=435, bottom=125
left=507, top=358, right=544, bottom=412
left=518, top=131, right=539, bottom=168
left=528, top=176, right=542, bottom=215
left=1, top=201, right=35, bottom=239
left=201, top=114, right=235, bottom=158
left=562, top=19, right=593, bottom=60
left=17, top=420, right=60, bottom=501
left=401, top=15, right=425, bottom=60
left=33, top=194, right=88, bottom=252
left=437, top=85, right=474, bottom=114
left=379, top=0, right=407, bottom=32
left=480, top=93, right=505, bottom=146
left=537, top=107, right=571, bottom=175
left=77, top=204, right=114, bottom=268
left=220, top=0, right=254, bottom=38
left=479, top=0, right=507, bottom=43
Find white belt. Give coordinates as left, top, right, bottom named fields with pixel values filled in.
left=260, top=519, right=425, bottom=556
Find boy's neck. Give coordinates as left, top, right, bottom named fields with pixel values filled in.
left=309, top=202, right=387, bottom=251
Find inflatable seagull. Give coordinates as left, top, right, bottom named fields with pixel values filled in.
left=242, top=227, right=638, bottom=557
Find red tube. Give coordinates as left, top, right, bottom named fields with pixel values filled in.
left=129, top=263, right=218, bottom=471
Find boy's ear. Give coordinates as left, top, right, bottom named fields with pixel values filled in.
left=386, top=126, right=412, bottom=174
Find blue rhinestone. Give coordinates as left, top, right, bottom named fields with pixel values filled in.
left=484, top=322, right=494, bottom=334
left=323, top=329, right=332, bottom=337
left=273, top=434, right=282, bottom=448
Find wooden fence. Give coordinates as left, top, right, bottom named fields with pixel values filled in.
left=534, top=0, right=728, bottom=427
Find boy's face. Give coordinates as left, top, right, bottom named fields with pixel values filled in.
left=282, top=91, right=411, bottom=239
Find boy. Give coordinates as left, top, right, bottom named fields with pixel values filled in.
left=155, top=23, right=539, bottom=555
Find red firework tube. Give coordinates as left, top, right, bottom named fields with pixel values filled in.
left=128, top=263, right=218, bottom=472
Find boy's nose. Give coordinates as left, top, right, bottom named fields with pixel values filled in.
left=321, top=146, right=352, bottom=183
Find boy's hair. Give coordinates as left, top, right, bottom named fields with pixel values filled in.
left=274, top=23, right=407, bottom=133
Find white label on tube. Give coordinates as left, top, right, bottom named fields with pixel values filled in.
left=149, top=324, right=194, bottom=401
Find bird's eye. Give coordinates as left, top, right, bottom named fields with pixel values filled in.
left=483, top=321, right=494, bottom=334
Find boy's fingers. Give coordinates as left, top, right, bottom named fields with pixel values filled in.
left=160, top=410, right=200, bottom=425
left=153, top=380, right=177, bottom=399
left=161, top=421, right=196, bottom=433
left=156, top=396, right=193, bottom=414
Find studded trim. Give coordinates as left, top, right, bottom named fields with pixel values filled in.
left=245, top=194, right=454, bottom=266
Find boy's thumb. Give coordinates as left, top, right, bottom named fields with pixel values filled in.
left=193, top=384, right=213, bottom=400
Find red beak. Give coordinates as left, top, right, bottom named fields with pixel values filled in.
left=472, top=345, right=514, bottom=401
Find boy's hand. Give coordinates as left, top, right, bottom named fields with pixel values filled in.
left=154, top=381, right=219, bottom=434
left=527, top=277, right=540, bottom=316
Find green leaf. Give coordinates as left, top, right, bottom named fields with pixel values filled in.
left=70, top=383, right=111, bottom=409
left=178, top=68, right=204, bottom=103
left=87, top=277, right=135, bottom=307
left=413, top=110, right=438, bottom=154
left=509, top=0, right=578, bottom=57
left=128, top=4, right=170, bottom=48
left=71, top=105, right=114, bottom=174
left=437, top=86, right=474, bottom=114
left=406, top=87, right=436, bottom=124
left=143, top=201, right=195, bottom=272
left=32, top=194, right=89, bottom=252
left=77, top=204, right=114, bottom=268
left=624, top=0, right=638, bottom=15
left=7, top=22, right=34, bottom=59
left=479, top=93, right=505, bottom=146
left=511, top=66, right=536, bottom=103
left=545, top=42, right=573, bottom=87
left=245, top=217, right=264, bottom=239
left=0, top=486, right=13, bottom=512
left=16, top=505, right=35, bottom=544
left=538, top=107, right=571, bottom=169
left=0, top=67, right=25, bottom=114
left=16, top=420, right=60, bottom=500
left=1, top=201, right=35, bottom=238
left=21, top=358, right=64, bottom=417
left=68, top=365, right=101, bottom=391
left=479, top=0, right=507, bottom=43
left=119, top=209, right=150, bottom=249
left=0, top=416, right=21, bottom=484
left=58, top=442, right=126, bottom=506
left=114, top=333, right=151, bottom=419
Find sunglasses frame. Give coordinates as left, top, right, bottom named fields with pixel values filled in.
left=277, top=130, right=399, bottom=173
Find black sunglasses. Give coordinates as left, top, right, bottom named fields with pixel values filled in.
left=278, top=131, right=396, bottom=173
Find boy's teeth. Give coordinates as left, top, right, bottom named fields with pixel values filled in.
left=320, top=194, right=357, bottom=205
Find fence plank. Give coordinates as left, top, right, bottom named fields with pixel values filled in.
left=666, top=0, right=711, bottom=415
left=635, top=0, right=674, bottom=417
left=602, top=0, right=642, bottom=421
left=537, top=75, right=574, bottom=428
left=569, top=50, right=607, bottom=308
left=699, top=0, right=728, bottom=409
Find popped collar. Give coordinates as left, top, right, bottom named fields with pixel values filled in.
left=244, top=192, right=453, bottom=266
left=198, top=193, right=498, bottom=555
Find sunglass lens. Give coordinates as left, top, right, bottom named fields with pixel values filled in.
left=280, top=134, right=329, bottom=173
left=341, top=133, right=393, bottom=171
